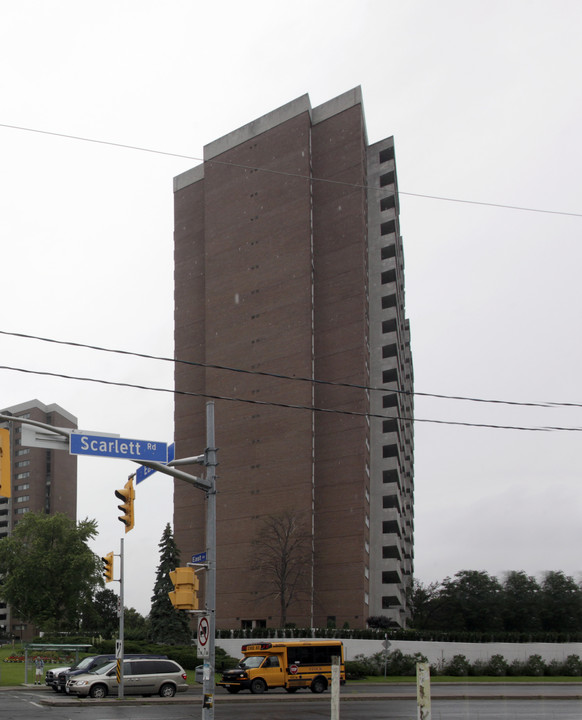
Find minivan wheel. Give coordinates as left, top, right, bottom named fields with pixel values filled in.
left=89, top=684, right=108, bottom=699
left=310, top=676, right=327, bottom=694
left=159, top=683, right=176, bottom=698
left=250, top=678, right=267, bottom=694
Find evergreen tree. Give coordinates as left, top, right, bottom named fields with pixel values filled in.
left=149, top=523, right=192, bottom=644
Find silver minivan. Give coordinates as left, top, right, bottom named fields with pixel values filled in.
left=66, top=658, right=188, bottom=698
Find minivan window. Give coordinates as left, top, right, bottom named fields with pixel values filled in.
left=131, top=660, right=177, bottom=675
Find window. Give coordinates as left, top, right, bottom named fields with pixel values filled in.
left=380, top=171, right=395, bottom=187
left=287, top=645, right=341, bottom=666
left=16, top=472, right=30, bottom=480
left=131, top=660, right=178, bottom=675
left=16, top=495, right=29, bottom=503
left=382, top=319, right=397, bottom=335
left=380, top=194, right=396, bottom=211
left=382, top=596, right=401, bottom=609
left=383, top=495, right=401, bottom=511
left=382, top=545, right=402, bottom=560
left=381, top=268, right=396, bottom=285
left=379, top=147, right=394, bottom=164
left=382, top=571, right=401, bottom=584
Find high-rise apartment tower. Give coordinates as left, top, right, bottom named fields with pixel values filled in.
left=173, top=88, right=413, bottom=629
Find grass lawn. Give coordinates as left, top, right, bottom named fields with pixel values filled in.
left=0, top=645, right=204, bottom=688
left=354, top=674, right=582, bottom=684
left=0, top=644, right=74, bottom=686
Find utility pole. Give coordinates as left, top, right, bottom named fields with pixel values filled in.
left=202, top=401, right=217, bottom=718
left=117, top=537, right=125, bottom=699
left=137, top=401, right=217, bottom=720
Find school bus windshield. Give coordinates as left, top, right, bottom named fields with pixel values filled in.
left=239, top=656, right=266, bottom=669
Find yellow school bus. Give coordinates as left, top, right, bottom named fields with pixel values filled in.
left=217, top=640, right=345, bottom=694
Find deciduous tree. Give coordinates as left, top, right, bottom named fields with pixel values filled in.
left=252, top=510, right=311, bottom=626
left=0, top=512, right=101, bottom=632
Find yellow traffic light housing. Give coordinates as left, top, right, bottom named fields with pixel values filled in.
left=115, top=477, right=135, bottom=533
left=102, top=551, right=114, bottom=583
left=169, top=566, right=199, bottom=610
left=0, top=428, right=11, bottom=499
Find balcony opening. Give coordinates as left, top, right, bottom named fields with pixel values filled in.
left=379, top=147, right=395, bottom=164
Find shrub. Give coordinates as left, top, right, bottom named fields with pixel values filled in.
left=345, top=660, right=370, bottom=679
left=367, top=615, right=392, bottom=630
left=484, top=654, right=509, bottom=677
left=546, top=654, right=582, bottom=676
left=387, top=650, right=428, bottom=676
left=562, top=654, right=582, bottom=676
left=443, top=654, right=471, bottom=676
left=509, top=654, right=546, bottom=677
left=524, top=654, right=546, bottom=676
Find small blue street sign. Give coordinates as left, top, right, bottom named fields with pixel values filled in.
left=70, top=433, right=168, bottom=462
left=136, top=443, right=175, bottom=484
left=192, top=552, right=207, bottom=564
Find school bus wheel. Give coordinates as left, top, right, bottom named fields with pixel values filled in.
left=310, top=676, right=327, bottom=694
left=250, top=678, right=267, bottom=694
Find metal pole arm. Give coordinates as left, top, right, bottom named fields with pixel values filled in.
left=0, top=413, right=71, bottom=438
left=134, top=459, right=211, bottom=491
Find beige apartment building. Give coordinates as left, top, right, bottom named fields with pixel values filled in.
left=0, top=400, right=77, bottom=641
left=173, top=88, right=414, bottom=629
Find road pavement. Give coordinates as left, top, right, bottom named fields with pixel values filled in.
left=4, top=680, right=582, bottom=705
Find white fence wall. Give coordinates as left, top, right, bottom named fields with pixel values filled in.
left=216, top=638, right=582, bottom=666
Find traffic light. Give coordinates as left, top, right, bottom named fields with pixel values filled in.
left=115, top=477, right=135, bottom=533
left=168, top=566, right=199, bottom=610
left=0, top=428, right=11, bottom=499
left=102, top=551, right=114, bottom=583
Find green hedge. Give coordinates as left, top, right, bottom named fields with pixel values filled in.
left=217, top=627, right=582, bottom=643
left=346, top=650, right=582, bottom=678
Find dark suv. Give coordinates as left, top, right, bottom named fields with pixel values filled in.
left=57, top=654, right=167, bottom=693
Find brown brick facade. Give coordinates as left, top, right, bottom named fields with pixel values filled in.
left=174, top=89, right=413, bottom=629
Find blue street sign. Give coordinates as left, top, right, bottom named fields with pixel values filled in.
left=70, top=433, right=168, bottom=462
left=192, top=552, right=207, bottom=564
left=136, top=443, right=175, bottom=484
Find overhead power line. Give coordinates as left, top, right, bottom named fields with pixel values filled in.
left=1, top=328, right=580, bottom=409
left=0, top=362, right=580, bottom=433
left=1, top=121, right=580, bottom=218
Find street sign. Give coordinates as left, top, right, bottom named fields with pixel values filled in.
left=136, top=443, right=175, bottom=484
left=21, top=425, right=120, bottom=451
left=197, top=615, right=210, bottom=657
left=70, top=432, right=167, bottom=462
left=192, top=552, right=207, bottom=564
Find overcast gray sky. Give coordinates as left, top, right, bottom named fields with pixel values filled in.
left=1, top=0, right=581, bottom=616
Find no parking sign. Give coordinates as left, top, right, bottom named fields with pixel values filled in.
left=197, top=615, right=210, bottom=657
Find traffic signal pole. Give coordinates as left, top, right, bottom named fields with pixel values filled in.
left=118, top=536, right=125, bottom=699
left=203, top=401, right=217, bottom=719
left=137, top=401, right=217, bottom=720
